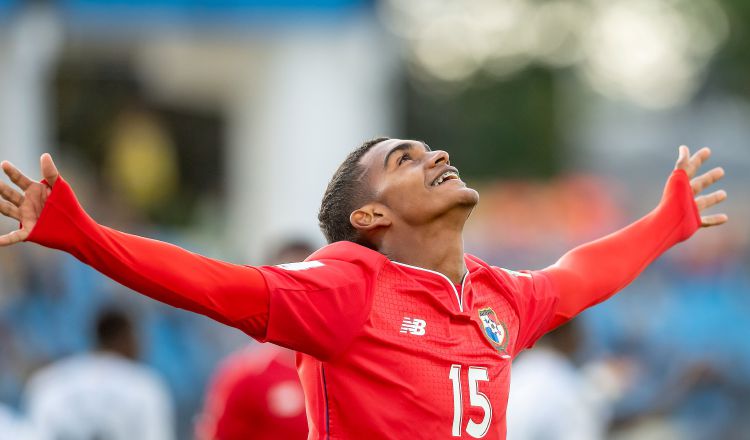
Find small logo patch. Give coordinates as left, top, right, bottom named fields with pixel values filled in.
left=478, top=307, right=508, bottom=353
left=400, top=317, right=427, bottom=336
left=276, top=261, right=324, bottom=271
left=500, top=268, right=531, bottom=278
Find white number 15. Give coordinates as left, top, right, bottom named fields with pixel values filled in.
left=448, top=364, right=492, bottom=438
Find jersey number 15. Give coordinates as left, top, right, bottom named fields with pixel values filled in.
left=449, top=364, right=492, bottom=438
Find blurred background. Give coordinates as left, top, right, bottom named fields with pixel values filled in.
left=0, top=0, right=748, bottom=439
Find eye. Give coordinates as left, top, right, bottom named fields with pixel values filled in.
left=398, top=153, right=412, bottom=165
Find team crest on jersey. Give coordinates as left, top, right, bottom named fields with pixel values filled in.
left=478, top=307, right=508, bottom=353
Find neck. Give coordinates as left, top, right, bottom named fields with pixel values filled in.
left=378, top=217, right=467, bottom=284
left=97, top=343, right=137, bottom=361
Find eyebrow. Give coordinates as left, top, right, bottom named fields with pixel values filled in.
left=383, top=141, right=431, bottom=168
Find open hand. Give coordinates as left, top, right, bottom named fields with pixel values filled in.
left=674, top=145, right=728, bottom=227
left=0, top=154, right=59, bottom=246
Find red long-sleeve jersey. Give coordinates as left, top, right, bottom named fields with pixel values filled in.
left=196, top=345, right=308, bottom=440
left=26, top=170, right=700, bottom=439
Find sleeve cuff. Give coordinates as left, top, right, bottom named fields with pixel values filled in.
left=25, top=176, right=93, bottom=251
left=664, top=169, right=701, bottom=242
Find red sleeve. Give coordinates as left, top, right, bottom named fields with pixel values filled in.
left=254, top=245, right=386, bottom=360
left=25, top=176, right=270, bottom=337
left=490, top=268, right=560, bottom=355
left=540, top=169, right=701, bottom=330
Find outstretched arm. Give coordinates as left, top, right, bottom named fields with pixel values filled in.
left=0, top=155, right=270, bottom=337
left=541, top=146, right=727, bottom=330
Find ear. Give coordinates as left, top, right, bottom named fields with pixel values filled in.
left=350, top=203, right=392, bottom=234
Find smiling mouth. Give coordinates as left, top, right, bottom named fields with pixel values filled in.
left=431, top=170, right=461, bottom=186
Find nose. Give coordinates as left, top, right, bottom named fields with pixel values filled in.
left=429, top=150, right=450, bottom=167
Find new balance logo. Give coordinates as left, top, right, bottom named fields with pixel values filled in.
left=400, top=317, right=427, bottom=336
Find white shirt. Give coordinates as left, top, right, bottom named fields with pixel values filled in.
left=507, top=348, right=611, bottom=440
left=24, top=352, right=174, bottom=440
left=0, top=404, right=42, bottom=440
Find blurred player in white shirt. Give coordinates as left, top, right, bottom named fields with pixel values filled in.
left=0, top=403, right=41, bottom=440
left=507, top=322, right=631, bottom=440
left=23, top=307, right=174, bottom=440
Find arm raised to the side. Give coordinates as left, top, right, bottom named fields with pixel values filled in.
left=0, top=154, right=269, bottom=337
left=541, top=146, right=728, bottom=330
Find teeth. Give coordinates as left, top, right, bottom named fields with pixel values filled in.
left=433, top=171, right=459, bottom=186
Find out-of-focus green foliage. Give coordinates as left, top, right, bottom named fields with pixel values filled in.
left=711, top=0, right=750, bottom=97
left=403, top=0, right=749, bottom=181
left=405, top=69, right=560, bottom=180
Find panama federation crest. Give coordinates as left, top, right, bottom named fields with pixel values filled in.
left=478, top=307, right=509, bottom=353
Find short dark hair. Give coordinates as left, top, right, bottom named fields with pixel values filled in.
left=318, top=137, right=390, bottom=246
left=95, top=307, right=133, bottom=349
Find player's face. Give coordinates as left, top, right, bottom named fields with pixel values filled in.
left=359, top=139, right=479, bottom=225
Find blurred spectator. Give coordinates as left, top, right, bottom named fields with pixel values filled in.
left=195, top=345, right=306, bottom=440
left=507, top=321, right=630, bottom=440
left=0, top=403, right=41, bottom=440
left=195, top=240, right=315, bottom=440
left=23, top=306, right=175, bottom=440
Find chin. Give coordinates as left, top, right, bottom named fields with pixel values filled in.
left=456, top=187, right=480, bottom=207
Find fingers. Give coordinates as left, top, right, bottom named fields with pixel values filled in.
left=695, top=189, right=727, bottom=211
left=675, top=145, right=690, bottom=171
left=677, top=146, right=728, bottom=229
left=0, top=200, right=20, bottom=220
left=40, top=153, right=58, bottom=187
left=674, top=145, right=711, bottom=178
left=691, top=167, right=725, bottom=195
left=0, top=154, right=60, bottom=189
left=0, top=229, right=28, bottom=246
left=688, top=147, right=711, bottom=177
left=695, top=183, right=728, bottom=228
left=1, top=161, right=33, bottom=190
left=701, top=213, right=728, bottom=228
left=0, top=180, right=24, bottom=206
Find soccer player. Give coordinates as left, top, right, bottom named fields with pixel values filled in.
left=196, top=344, right=307, bottom=440
left=24, top=307, right=174, bottom=440
left=0, top=139, right=727, bottom=439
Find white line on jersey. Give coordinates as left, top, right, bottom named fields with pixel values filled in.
left=500, top=268, right=532, bottom=278
left=275, top=261, right=325, bottom=271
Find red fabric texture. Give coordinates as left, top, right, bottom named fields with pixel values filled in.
left=540, top=169, right=701, bottom=332
left=256, top=244, right=387, bottom=360
left=25, top=176, right=271, bottom=338
left=23, top=169, right=701, bottom=439
left=493, top=268, right=560, bottom=353
left=196, top=346, right=307, bottom=440
left=284, top=249, right=541, bottom=439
